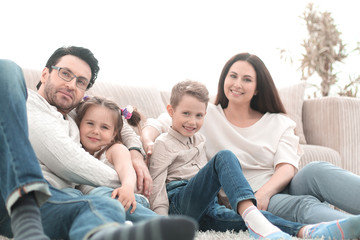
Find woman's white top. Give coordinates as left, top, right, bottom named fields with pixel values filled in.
left=201, top=104, right=301, bottom=192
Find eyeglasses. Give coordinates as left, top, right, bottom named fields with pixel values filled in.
left=51, top=66, right=90, bottom=90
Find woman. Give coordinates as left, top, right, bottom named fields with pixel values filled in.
left=142, top=53, right=360, bottom=224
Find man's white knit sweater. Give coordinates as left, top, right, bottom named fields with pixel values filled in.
left=26, top=89, right=143, bottom=190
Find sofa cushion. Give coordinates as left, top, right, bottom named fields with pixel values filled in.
left=278, top=82, right=307, bottom=144
left=22, top=68, right=41, bottom=90
left=86, top=81, right=166, bottom=120
left=299, top=144, right=341, bottom=169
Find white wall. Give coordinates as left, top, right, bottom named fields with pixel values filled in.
left=1, top=0, right=359, bottom=95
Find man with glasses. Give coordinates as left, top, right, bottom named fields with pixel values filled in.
left=31, top=46, right=157, bottom=224
left=0, top=46, right=197, bottom=240
left=34, top=47, right=152, bottom=197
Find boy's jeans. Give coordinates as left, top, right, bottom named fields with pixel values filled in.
left=167, top=150, right=304, bottom=236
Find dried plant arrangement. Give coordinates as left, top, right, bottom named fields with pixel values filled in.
left=280, top=3, right=360, bottom=97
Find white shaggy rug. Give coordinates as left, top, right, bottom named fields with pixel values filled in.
left=196, top=230, right=253, bottom=239
left=195, top=230, right=303, bottom=240
left=1, top=230, right=304, bottom=240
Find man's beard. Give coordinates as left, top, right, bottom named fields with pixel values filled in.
left=44, top=77, right=80, bottom=114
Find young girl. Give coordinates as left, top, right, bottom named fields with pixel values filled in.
left=75, top=96, right=157, bottom=222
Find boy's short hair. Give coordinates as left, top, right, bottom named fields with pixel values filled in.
left=170, top=80, right=209, bottom=108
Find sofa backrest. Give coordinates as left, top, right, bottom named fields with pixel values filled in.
left=23, top=68, right=42, bottom=91
left=22, top=68, right=167, bottom=120
left=86, top=81, right=167, bottom=119
left=22, top=68, right=307, bottom=143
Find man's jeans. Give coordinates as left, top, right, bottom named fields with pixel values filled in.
left=0, top=60, right=129, bottom=239
left=88, top=186, right=158, bottom=222
left=41, top=186, right=127, bottom=239
left=0, top=59, right=51, bottom=235
left=268, top=161, right=360, bottom=224
left=167, top=150, right=304, bottom=236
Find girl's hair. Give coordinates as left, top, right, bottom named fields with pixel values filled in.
left=170, top=80, right=209, bottom=109
left=214, top=53, right=286, bottom=114
left=75, top=96, right=141, bottom=159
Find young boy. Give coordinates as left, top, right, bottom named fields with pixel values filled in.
left=148, top=80, right=360, bottom=240
left=149, top=80, right=292, bottom=239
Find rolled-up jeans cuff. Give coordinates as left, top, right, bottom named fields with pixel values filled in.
left=6, top=181, right=51, bottom=214
left=232, top=195, right=257, bottom=211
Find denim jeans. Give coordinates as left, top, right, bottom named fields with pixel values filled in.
left=268, top=161, right=360, bottom=224
left=167, top=150, right=304, bottom=236
left=0, top=60, right=131, bottom=239
left=40, top=186, right=127, bottom=239
left=0, top=59, right=51, bottom=236
left=2, top=184, right=127, bottom=239
left=88, top=186, right=158, bottom=222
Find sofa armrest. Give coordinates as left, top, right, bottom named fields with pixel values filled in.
left=302, top=96, right=360, bottom=175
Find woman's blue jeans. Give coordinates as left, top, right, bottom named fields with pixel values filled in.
left=268, top=161, right=360, bottom=224
left=166, top=150, right=304, bottom=236
left=0, top=60, right=130, bottom=239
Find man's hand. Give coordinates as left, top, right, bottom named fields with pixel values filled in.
left=130, top=150, right=152, bottom=198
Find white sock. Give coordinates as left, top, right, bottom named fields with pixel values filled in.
left=242, top=206, right=281, bottom=237
left=302, top=223, right=317, bottom=238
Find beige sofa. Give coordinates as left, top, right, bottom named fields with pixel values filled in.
left=0, top=68, right=356, bottom=240
left=23, top=68, right=360, bottom=175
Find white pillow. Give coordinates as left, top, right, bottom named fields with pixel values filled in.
left=278, top=82, right=307, bottom=144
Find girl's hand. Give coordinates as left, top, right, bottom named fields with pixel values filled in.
left=254, top=190, right=270, bottom=211
left=111, top=186, right=137, bottom=213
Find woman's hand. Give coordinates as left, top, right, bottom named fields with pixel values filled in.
left=255, top=163, right=297, bottom=211
left=141, top=125, right=161, bottom=165
left=143, top=141, right=154, bottom=164
left=112, top=186, right=137, bottom=213
left=254, top=190, right=271, bottom=211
